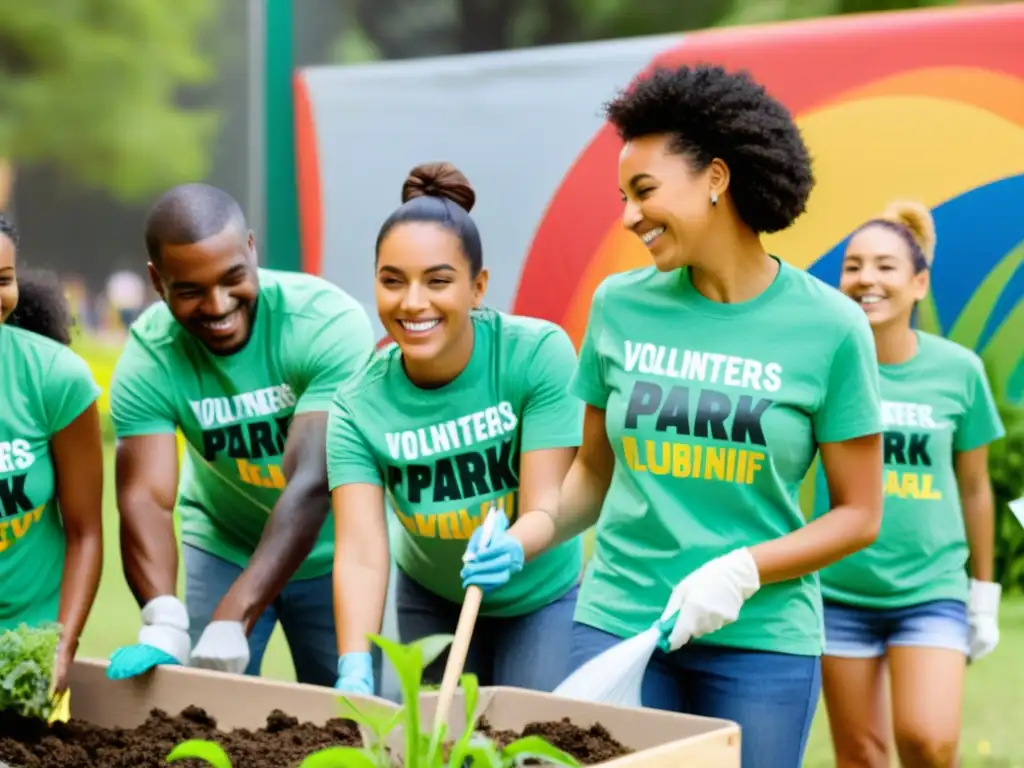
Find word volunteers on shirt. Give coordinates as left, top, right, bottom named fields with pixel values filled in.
left=881, top=399, right=945, bottom=501
left=620, top=340, right=782, bottom=487
left=190, top=383, right=297, bottom=491
left=386, top=401, right=520, bottom=541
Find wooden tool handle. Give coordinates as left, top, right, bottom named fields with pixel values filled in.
left=432, top=506, right=502, bottom=736
left=433, top=584, right=484, bottom=731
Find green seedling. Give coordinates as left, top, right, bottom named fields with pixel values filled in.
left=167, top=633, right=581, bottom=767
left=0, top=622, right=62, bottom=721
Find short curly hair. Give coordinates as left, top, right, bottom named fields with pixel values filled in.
left=605, top=64, right=815, bottom=234
left=6, top=267, right=75, bottom=345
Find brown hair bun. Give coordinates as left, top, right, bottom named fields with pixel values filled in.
left=880, top=200, right=937, bottom=266
left=401, top=162, right=476, bottom=214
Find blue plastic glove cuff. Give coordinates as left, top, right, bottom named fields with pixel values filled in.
left=335, top=652, right=374, bottom=694
left=655, top=614, right=677, bottom=653
left=106, top=644, right=182, bottom=680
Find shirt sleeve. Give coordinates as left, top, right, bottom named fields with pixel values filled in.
left=569, top=280, right=611, bottom=409
left=954, top=355, right=1006, bottom=452
left=812, top=315, right=883, bottom=444
left=292, top=301, right=376, bottom=416
left=109, top=337, right=179, bottom=438
left=520, top=327, right=584, bottom=453
left=326, top=391, right=383, bottom=490
left=44, top=347, right=102, bottom=435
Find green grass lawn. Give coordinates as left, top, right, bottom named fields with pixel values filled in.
left=80, top=448, right=1024, bottom=766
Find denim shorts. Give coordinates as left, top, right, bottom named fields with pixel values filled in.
left=822, top=598, right=969, bottom=658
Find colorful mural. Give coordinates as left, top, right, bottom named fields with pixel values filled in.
left=512, top=5, right=1024, bottom=401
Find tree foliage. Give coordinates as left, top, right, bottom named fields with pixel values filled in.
left=0, top=0, right=220, bottom=203
left=333, top=0, right=956, bottom=64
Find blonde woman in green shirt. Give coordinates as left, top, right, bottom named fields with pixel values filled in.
left=814, top=201, right=1005, bottom=768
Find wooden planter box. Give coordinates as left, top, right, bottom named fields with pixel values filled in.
left=62, top=658, right=739, bottom=766
left=418, top=687, right=740, bottom=767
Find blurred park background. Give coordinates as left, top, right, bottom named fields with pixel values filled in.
left=2, top=0, right=1022, bottom=765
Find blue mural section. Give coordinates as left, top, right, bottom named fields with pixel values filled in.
left=808, top=174, right=1023, bottom=340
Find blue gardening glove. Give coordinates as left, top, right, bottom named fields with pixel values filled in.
left=190, top=621, right=250, bottom=675
left=460, top=510, right=524, bottom=592
left=107, top=595, right=191, bottom=680
left=335, top=652, right=374, bottom=695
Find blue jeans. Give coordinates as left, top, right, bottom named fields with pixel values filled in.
left=568, top=622, right=820, bottom=768
left=823, top=598, right=970, bottom=658
left=395, top=567, right=578, bottom=691
left=184, top=543, right=381, bottom=690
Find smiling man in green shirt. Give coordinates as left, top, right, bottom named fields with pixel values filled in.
left=106, top=183, right=377, bottom=687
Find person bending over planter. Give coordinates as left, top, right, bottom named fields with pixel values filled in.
left=329, top=162, right=584, bottom=696
left=0, top=212, right=104, bottom=694
left=105, top=184, right=379, bottom=688
left=461, top=65, right=886, bottom=768
left=814, top=202, right=1006, bottom=768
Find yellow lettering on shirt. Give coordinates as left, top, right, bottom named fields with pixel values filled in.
left=622, top=437, right=765, bottom=485
left=0, top=505, right=46, bottom=553
left=884, top=470, right=942, bottom=500
left=235, top=459, right=286, bottom=490
left=392, top=492, right=516, bottom=540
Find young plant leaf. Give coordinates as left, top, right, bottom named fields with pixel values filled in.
left=412, top=634, right=456, bottom=672
left=501, top=736, right=582, bottom=767
left=369, top=633, right=454, bottom=768
left=461, top=737, right=504, bottom=768
left=166, top=739, right=234, bottom=768
left=297, top=746, right=380, bottom=768
left=447, top=673, right=482, bottom=768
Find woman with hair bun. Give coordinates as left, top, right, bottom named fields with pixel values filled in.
left=327, top=162, right=584, bottom=695
left=0, top=211, right=104, bottom=697
left=815, top=201, right=1005, bottom=768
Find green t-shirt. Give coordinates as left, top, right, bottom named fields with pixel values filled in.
left=109, top=268, right=376, bottom=581
left=815, top=331, right=1006, bottom=609
left=0, top=326, right=101, bottom=630
left=570, top=260, right=882, bottom=656
left=326, top=308, right=585, bottom=617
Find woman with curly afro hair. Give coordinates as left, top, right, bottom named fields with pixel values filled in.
left=0, top=212, right=104, bottom=699
left=813, top=202, right=1004, bottom=767
left=467, top=65, right=886, bottom=766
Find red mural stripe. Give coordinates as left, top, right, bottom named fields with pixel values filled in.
left=512, top=4, right=1024, bottom=322
left=293, top=72, right=323, bottom=276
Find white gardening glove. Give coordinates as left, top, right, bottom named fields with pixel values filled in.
left=967, top=578, right=1001, bottom=663
left=658, top=548, right=761, bottom=652
left=138, top=595, right=192, bottom=665
left=189, top=621, right=251, bottom=675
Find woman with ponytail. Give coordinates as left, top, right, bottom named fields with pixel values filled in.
left=815, top=201, right=1006, bottom=767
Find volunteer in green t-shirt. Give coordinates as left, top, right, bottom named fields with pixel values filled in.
left=105, top=184, right=378, bottom=688
left=328, top=162, right=584, bottom=695
left=812, top=201, right=1006, bottom=767
left=464, top=66, right=885, bottom=768
left=0, top=212, right=104, bottom=694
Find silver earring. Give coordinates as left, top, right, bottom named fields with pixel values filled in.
left=711, top=192, right=718, bottom=206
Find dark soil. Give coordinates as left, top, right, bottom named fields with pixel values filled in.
left=478, top=715, right=633, bottom=765
left=0, top=707, right=633, bottom=767
left=0, top=706, right=362, bottom=767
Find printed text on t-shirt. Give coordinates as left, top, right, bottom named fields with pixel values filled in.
left=189, top=384, right=297, bottom=491
left=881, top=400, right=945, bottom=501
left=0, top=439, right=47, bottom=551
left=384, top=402, right=520, bottom=511
left=620, top=342, right=782, bottom=486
